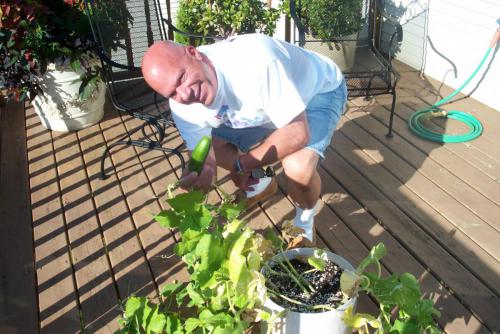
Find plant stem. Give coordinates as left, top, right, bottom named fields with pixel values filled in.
left=166, top=181, right=180, bottom=199
left=280, top=256, right=316, bottom=294
left=267, top=288, right=303, bottom=305
left=276, top=260, right=312, bottom=297
left=302, top=268, right=318, bottom=275
left=226, top=282, right=235, bottom=312
left=263, top=263, right=289, bottom=277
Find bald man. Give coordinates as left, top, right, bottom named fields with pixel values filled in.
left=142, top=33, right=347, bottom=245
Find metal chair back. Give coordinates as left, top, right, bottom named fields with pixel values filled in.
left=84, top=0, right=185, bottom=179
left=289, top=0, right=403, bottom=136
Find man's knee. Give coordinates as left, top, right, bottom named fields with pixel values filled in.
left=282, top=150, right=319, bottom=186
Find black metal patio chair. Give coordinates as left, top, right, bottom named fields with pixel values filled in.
left=84, top=0, right=186, bottom=179
left=289, top=0, right=403, bottom=137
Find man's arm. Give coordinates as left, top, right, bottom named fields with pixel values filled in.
left=238, top=112, right=309, bottom=172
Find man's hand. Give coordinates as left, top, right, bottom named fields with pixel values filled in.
left=179, top=146, right=217, bottom=193
left=230, top=170, right=258, bottom=191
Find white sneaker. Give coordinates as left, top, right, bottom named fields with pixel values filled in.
left=246, top=177, right=273, bottom=198
left=293, top=203, right=318, bottom=242
left=237, top=177, right=278, bottom=210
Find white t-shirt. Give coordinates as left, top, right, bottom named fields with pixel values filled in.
left=170, top=33, right=343, bottom=150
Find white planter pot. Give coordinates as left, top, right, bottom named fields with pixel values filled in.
left=261, top=248, right=357, bottom=334
left=32, top=65, right=106, bottom=132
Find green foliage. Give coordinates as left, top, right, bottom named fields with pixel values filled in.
left=174, top=0, right=283, bottom=45
left=341, top=243, right=442, bottom=334
left=0, top=0, right=130, bottom=101
left=289, top=0, right=364, bottom=39
left=118, top=190, right=278, bottom=333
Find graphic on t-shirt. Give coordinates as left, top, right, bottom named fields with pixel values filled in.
left=216, top=105, right=229, bottom=121
left=214, top=104, right=268, bottom=128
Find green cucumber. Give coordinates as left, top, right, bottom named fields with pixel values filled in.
left=188, top=136, right=212, bottom=174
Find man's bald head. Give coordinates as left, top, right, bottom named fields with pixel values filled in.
left=142, top=41, right=183, bottom=92
left=141, top=40, right=217, bottom=105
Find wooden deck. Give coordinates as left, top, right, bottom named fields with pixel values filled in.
left=1, top=61, right=499, bottom=334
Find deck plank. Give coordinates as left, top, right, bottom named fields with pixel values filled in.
left=100, top=110, right=187, bottom=293
left=349, top=101, right=500, bottom=220
left=0, top=102, right=38, bottom=334
left=325, top=130, right=496, bottom=332
left=51, top=127, right=120, bottom=333
left=338, top=109, right=500, bottom=292
left=368, top=96, right=500, bottom=204
left=339, top=115, right=500, bottom=243
left=77, top=119, right=158, bottom=303
left=317, top=162, right=491, bottom=334
left=25, top=105, right=81, bottom=334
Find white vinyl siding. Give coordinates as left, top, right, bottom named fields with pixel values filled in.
left=382, top=0, right=499, bottom=111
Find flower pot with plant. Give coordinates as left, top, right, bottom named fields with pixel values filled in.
left=261, top=246, right=357, bottom=334
left=0, top=0, right=111, bottom=131
left=288, top=0, right=364, bottom=71
left=174, top=0, right=283, bottom=45
left=262, top=240, right=443, bottom=334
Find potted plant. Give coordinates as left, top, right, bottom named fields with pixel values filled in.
left=286, top=0, right=364, bottom=71
left=118, top=189, right=281, bottom=333
left=261, top=239, right=443, bottom=334
left=261, top=246, right=357, bottom=334
left=174, top=0, right=283, bottom=45
left=0, top=0, right=116, bottom=131
left=116, top=185, right=442, bottom=334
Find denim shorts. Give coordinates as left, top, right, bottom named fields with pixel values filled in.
left=212, top=79, right=347, bottom=159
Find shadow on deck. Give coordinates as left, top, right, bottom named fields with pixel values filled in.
left=1, top=61, right=499, bottom=334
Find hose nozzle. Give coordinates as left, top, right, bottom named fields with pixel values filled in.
left=429, top=110, right=448, bottom=119
left=490, top=19, right=500, bottom=48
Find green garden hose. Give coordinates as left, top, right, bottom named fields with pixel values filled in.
left=408, top=26, right=499, bottom=143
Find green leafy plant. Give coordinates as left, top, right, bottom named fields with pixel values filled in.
left=117, top=190, right=281, bottom=333
left=174, top=0, right=283, bottom=45
left=340, top=243, right=442, bottom=334
left=261, top=225, right=441, bottom=334
left=0, top=0, right=130, bottom=101
left=292, top=0, right=364, bottom=40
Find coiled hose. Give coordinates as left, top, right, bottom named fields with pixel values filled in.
left=407, top=46, right=494, bottom=143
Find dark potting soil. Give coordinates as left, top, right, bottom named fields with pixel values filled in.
left=264, top=258, right=345, bottom=313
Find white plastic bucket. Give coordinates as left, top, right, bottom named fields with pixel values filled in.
left=261, top=248, right=357, bottom=334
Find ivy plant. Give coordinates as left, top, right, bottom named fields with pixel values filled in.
left=117, top=190, right=280, bottom=333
